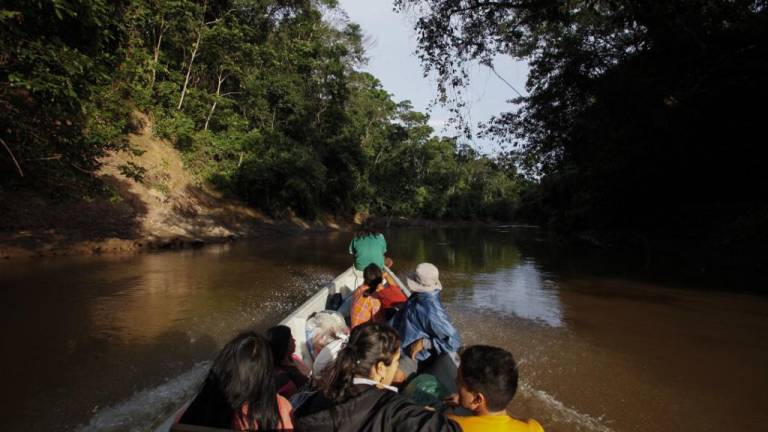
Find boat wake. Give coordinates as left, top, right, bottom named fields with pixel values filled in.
left=519, top=382, right=614, bottom=432
left=77, top=361, right=210, bottom=432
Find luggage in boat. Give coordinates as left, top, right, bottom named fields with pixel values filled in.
left=403, top=374, right=450, bottom=407
left=305, top=310, right=348, bottom=359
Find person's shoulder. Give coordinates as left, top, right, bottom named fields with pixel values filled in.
left=352, top=284, right=366, bottom=297
left=376, top=391, right=433, bottom=415
left=414, top=291, right=440, bottom=304
left=406, top=293, right=429, bottom=308
left=446, top=414, right=470, bottom=429
left=447, top=414, right=545, bottom=432
left=333, top=386, right=391, bottom=414
left=442, top=414, right=476, bottom=432
left=293, top=390, right=331, bottom=418
left=524, top=418, right=545, bottom=432
left=507, top=416, right=545, bottom=432
left=380, top=389, right=411, bottom=404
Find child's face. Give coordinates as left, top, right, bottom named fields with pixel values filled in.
left=456, top=368, right=483, bottom=411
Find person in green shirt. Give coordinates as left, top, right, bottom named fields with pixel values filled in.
left=341, top=223, right=391, bottom=318
left=349, top=224, right=387, bottom=271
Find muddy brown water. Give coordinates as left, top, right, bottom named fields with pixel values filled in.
left=0, top=227, right=766, bottom=431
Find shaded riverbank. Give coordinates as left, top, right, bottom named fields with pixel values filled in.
left=0, top=115, right=349, bottom=260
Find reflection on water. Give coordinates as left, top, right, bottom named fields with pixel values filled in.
left=1, top=227, right=767, bottom=432
left=384, top=227, right=563, bottom=327
left=459, top=261, right=563, bottom=327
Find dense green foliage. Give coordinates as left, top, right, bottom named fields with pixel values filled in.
left=1, top=0, right=521, bottom=220
left=395, top=0, right=768, bottom=236
left=0, top=0, right=132, bottom=190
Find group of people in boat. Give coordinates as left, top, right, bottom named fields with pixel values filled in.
left=176, top=225, right=544, bottom=431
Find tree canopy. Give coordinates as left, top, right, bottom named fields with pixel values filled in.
left=1, top=0, right=522, bottom=220
left=395, top=0, right=768, bottom=235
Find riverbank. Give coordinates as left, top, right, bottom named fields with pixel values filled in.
left=0, top=114, right=349, bottom=259
left=1, top=113, right=525, bottom=260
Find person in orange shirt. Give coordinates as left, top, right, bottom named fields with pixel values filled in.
left=446, top=345, right=544, bottom=432
left=350, top=264, right=384, bottom=328
left=350, top=264, right=406, bottom=328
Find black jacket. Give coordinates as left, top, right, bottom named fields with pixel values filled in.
left=293, top=385, right=460, bottom=432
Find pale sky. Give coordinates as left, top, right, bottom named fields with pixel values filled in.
left=336, top=0, right=529, bottom=153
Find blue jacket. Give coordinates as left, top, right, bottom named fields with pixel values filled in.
left=393, top=291, right=461, bottom=362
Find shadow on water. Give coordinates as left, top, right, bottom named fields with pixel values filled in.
left=0, top=175, right=148, bottom=252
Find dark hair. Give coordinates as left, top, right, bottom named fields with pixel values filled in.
left=267, top=325, right=292, bottom=365
left=459, top=345, right=519, bottom=411
left=180, top=332, right=280, bottom=429
left=354, top=221, right=379, bottom=238
left=321, top=323, right=400, bottom=403
left=363, top=263, right=383, bottom=297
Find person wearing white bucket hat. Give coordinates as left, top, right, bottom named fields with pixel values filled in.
left=394, top=263, right=460, bottom=365
left=405, top=263, right=443, bottom=293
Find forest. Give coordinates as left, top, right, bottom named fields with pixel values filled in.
left=0, top=0, right=521, bottom=221
left=2, top=0, right=766, bottom=260
left=394, top=0, right=768, bottom=247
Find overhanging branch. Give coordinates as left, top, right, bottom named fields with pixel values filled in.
left=0, top=137, right=24, bottom=177
left=448, top=0, right=542, bottom=17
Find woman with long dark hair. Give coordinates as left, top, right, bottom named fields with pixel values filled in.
left=178, top=331, right=292, bottom=430
left=293, top=323, right=460, bottom=432
left=267, top=325, right=310, bottom=398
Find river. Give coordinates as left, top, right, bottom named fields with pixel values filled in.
left=0, top=226, right=766, bottom=431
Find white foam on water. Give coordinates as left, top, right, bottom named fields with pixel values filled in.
left=519, top=382, right=614, bottom=432
left=77, top=361, right=211, bottom=432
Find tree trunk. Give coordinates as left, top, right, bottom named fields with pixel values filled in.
left=270, top=107, right=276, bottom=130
left=203, top=101, right=218, bottom=131
left=149, top=20, right=166, bottom=91
left=177, top=30, right=201, bottom=110
left=373, top=145, right=385, bottom=166
left=362, top=118, right=375, bottom=146
left=204, top=71, right=226, bottom=131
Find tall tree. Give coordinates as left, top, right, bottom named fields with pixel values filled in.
left=395, top=0, right=768, bottom=231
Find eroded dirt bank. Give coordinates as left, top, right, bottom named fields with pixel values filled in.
left=0, top=114, right=347, bottom=259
